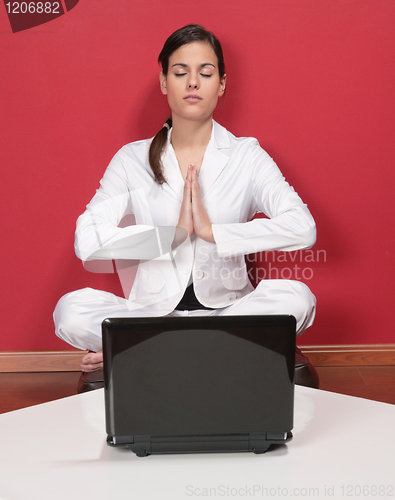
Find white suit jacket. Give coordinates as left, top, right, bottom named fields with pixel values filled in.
left=75, top=121, right=316, bottom=314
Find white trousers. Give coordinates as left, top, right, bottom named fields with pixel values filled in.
left=53, top=280, right=316, bottom=352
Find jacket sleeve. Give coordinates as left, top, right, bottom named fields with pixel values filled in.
left=212, top=141, right=316, bottom=258
left=74, top=149, right=175, bottom=263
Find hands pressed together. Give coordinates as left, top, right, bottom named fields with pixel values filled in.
left=177, top=165, right=215, bottom=243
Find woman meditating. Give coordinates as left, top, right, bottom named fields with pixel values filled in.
left=54, top=24, right=316, bottom=372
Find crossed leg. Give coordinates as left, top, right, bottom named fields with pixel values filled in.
left=54, top=280, right=316, bottom=372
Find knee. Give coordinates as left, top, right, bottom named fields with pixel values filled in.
left=286, top=281, right=316, bottom=334
left=54, top=290, right=81, bottom=335
left=289, top=281, right=316, bottom=313
left=53, top=289, right=95, bottom=350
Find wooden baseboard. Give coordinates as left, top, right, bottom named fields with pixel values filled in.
left=1, top=345, right=395, bottom=372
left=300, top=344, right=395, bottom=367
left=0, top=350, right=88, bottom=373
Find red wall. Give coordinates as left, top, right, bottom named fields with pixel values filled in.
left=1, top=0, right=394, bottom=350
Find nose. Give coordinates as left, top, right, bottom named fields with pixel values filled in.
left=187, top=73, right=199, bottom=89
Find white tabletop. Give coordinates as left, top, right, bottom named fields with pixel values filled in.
left=0, top=386, right=394, bottom=500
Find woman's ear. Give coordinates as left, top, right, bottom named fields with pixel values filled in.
left=218, top=74, right=227, bottom=96
left=159, top=72, right=167, bottom=95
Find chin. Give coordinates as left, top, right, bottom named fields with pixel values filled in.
left=177, top=109, right=215, bottom=122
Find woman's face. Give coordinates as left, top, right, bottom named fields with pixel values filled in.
left=160, top=42, right=226, bottom=123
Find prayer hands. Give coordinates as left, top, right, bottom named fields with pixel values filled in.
left=177, top=165, right=215, bottom=243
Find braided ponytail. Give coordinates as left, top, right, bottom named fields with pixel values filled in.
left=148, top=117, right=172, bottom=185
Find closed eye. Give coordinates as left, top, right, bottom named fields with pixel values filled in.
left=174, top=73, right=212, bottom=77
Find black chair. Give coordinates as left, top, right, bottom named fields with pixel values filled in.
left=294, top=346, right=319, bottom=389
left=77, top=368, right=105, bottom=394
left=77, top=345, right=319, bottom=393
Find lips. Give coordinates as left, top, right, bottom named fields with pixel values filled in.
left=184, top=95, right=202, bottom=102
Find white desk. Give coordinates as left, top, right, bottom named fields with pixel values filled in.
left=0, top=387, right=394, bottom=500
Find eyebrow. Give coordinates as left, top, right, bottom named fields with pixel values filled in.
left=171, top=63, right=216, bottom=69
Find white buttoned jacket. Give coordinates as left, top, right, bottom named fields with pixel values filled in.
left=75, top=121, right=316, bottom=315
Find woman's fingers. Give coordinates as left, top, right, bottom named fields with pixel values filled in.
left=176, top=164, right=215, bottom=242
left=177, top=165, right=193, bottom=236
left=190, top=166, right=215, bottom=243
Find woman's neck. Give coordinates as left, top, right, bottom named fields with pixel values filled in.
left=170, top=116, right=213, bottom=179
left=170, top=116, right=213, bottom=152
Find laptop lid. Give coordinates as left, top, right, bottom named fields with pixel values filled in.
left=102, top=315, right=296, bottom=456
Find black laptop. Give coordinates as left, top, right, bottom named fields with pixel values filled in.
left=102, top=315, right=296, bottom=457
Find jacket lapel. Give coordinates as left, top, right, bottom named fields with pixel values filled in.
left=199, top=122, right=230, bottom=199
left=162, top=137, right=185, bottom=197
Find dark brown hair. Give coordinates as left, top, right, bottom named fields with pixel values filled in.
left=149, top=24, right=226, bottom=184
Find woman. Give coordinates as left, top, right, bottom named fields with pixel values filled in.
left=54, top=24, right=316, bottom=372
